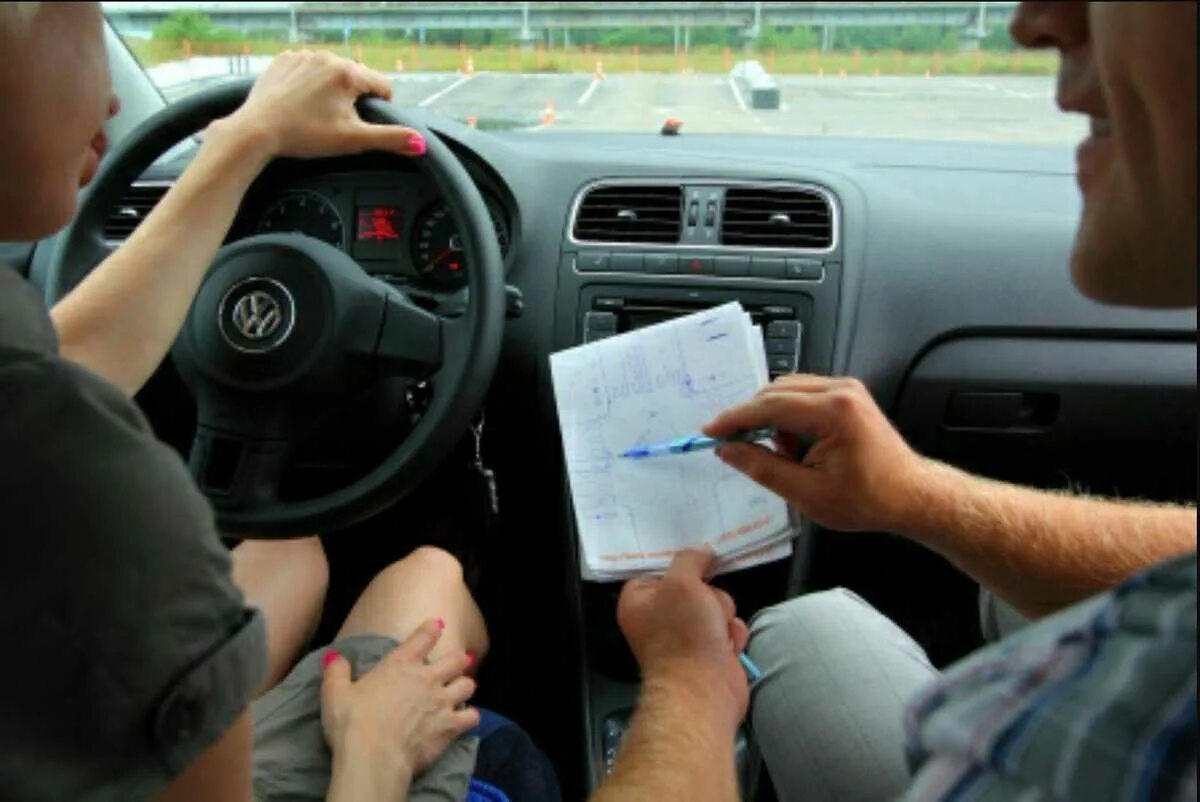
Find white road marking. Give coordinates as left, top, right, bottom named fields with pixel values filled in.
left=852, top=90, right=898, bottom=98
left=417, top=73, right=477, bottom=107
left=577, top=77, right=602, bottom=105
left=727, top=74, right=749, bottom=112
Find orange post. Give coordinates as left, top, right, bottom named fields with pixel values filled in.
left=723, top=46, right=732, bottom=71
left=852, top=48, right=861, bottom=74
left=1012, top=51, right=1024, bottom=73
left=182, top=38, right=192, bottom=59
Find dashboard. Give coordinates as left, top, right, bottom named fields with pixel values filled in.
left=20, top=114, right=1196, bottom=802
left=229, top=162, right=512, bottom=292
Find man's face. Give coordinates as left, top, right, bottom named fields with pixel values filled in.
left=1011, top=2, right=1197, bottom=309
left=0, top=3, right=116, bottom=242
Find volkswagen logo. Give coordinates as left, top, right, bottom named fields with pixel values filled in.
left=218, top=277, right=296, bottom=353
left=232, top=290, right=284, bottom=340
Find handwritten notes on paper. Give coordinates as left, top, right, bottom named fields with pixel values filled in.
left=550, top=302, right=794, bottom=581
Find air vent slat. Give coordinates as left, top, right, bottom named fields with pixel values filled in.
left=573, top=185, right=682, bottom=245
left=103, top=183, right=171, bottom=242
left=720, top=186, right=833, bottom=249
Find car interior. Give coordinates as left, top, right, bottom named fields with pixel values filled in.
left=2, top=17, right=1196, bottom=801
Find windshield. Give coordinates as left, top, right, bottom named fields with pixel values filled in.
left=105, top=1, right=1084, bottom=145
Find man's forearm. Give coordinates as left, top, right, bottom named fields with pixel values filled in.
left=50, top=116, right=274, bottom=396
left=899, top=459, right=1196, bottom=618
left=590, top=669, right=741, bottom=802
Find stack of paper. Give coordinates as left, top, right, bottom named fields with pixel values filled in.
left=550, top=302, right=796, bottom=581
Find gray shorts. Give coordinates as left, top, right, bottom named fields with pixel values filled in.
left=251, top=634, right=479, bottom=802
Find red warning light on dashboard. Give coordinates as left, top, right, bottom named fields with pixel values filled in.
left=356, top=206, right=401, bottom=241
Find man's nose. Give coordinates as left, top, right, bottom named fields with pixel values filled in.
left=1010, top=1, right=1090, bottom=51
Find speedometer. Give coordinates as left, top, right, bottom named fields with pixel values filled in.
left=257, top=190, right=345, bottom=248
left=411, top=201, right=509, bottom=288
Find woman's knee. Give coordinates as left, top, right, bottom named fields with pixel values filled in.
left=338, top=546, right=488, bottom=658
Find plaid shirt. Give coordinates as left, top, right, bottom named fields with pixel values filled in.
left=903, top=554, right=1197, bottom=802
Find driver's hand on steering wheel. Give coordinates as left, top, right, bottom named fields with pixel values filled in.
left=221, top=50, right=427, bottom=162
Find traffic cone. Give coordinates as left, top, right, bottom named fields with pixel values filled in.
left=540, top=102, right=557, bottom=125
left=467, top=116, right=478, bottom=128
left=463, top=56, right=475, bottom=75
left=594, top=60, right=604, bottom=80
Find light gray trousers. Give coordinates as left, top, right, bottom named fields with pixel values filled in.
left=747, top=588, right=1025, bottom=801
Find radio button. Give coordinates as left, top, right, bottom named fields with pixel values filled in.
left=644, top=253, right=679, bottom=274
left=610, top=252, right=644, bottom=273
left=715, top=255, right=750, bottom=276
left=750, top=256, right=786, bottom=278
left=577, top=252, right=610, bottom=271
left=681, top=255, right=714, bottom=275
left=765, top=321, right=800, bottom=339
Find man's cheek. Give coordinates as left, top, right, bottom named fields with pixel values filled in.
left=78, top=149, right=100, bottom=188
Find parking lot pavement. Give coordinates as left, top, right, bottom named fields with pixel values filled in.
left=399, top=71, right=1085, bottom=144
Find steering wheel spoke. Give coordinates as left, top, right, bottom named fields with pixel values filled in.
left=374, top=290, right=444, bottom=378
left=188, top=392, right=292, bottom=514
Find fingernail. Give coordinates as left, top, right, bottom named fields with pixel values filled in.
left=322, top=649, right=341, bottom=669
left=435, top=617, right=446, bottom=631
left=465, top=651, right=476, bottom=668
left=408, top=133, right=426, bottom=156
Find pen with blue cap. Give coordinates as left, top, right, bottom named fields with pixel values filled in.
left=619, top=427, right=775, bottom=459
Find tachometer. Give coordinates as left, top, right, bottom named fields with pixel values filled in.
left=412, top=201, right=509, bottom=288
left=257, top=190, right=345, bottom=248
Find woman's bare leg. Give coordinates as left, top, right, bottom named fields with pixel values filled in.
left=232, top=536, right=329, bottom=693
left=335, top=546, right=489, bottom=667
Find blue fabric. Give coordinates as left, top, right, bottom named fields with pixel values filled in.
left=468, top=708, right=561, bottom=802
left=467, top=778, right=511, bottom=802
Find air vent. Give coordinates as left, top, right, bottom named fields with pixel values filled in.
left=103, top=183, right=170, bottom=242
left=573, top=185, right=682, bottom=244
left=721, top=186, right=833, bottom=249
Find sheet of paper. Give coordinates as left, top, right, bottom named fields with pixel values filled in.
left=551, top=302, right=793, bottom=581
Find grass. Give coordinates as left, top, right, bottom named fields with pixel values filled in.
left=124, top=38, right=1058, bottom=77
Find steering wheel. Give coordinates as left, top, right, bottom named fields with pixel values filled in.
left=45, top=80, right=506, bottom=536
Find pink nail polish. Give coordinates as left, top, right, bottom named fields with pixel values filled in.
left=322, top=649, right=341, bottom=669
left=408, top=133, right=427, bottom=156
left=435, top=617, right=446, bottom=631
left=465, top=651, right=476, bottom=668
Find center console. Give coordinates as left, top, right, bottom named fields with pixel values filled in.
left=552, top=178, right=844, bottom=794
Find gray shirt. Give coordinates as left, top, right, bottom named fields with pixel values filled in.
left=0, top=265, right=266, bottom=800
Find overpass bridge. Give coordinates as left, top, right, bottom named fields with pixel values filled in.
left=104, top=2, right=1017, bottom=48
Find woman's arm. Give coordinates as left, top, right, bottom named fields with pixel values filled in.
left=51, top=51, right=424, bottom=397
left=51, top=120, right=271, bottom=396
